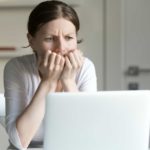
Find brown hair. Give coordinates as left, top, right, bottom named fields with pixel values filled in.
left=28, top=0, right=80, bottom=37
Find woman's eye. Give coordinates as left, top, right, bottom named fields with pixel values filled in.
left=65, top=36, right=73, bottom=40
left=45, top=37, right=53, bottom=42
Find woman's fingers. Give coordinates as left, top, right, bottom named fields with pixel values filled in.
left=38, top=50, right=51, bottom=67
left=65, top=56, right=72, bottom=69
left=73, top=50, right=84, bottom=67
left=67, top=49, right=84, bottom=69
left=67, top=52, right=77, bottom=69
left=38, top=49, right=83, bottom=69
left=47, top=53, right=65, bottom=70
left=60, top=56, right=65, bottom=70
left=37, top=50, right=65, bottom=81
left=43, top=50, right=51, bottom=67
left=48, top=52, right=56, bottom=70
left=54, top=54, right=62, bottom=65
left=38, top=49, right=84, bottom=81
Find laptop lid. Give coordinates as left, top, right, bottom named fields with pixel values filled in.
left=44, top=91, right=150, bottom=150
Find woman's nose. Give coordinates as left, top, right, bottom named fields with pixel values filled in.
left=54, top=39, right=67, bottom=55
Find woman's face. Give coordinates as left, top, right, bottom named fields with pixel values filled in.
left=28, top=18, right=77, bottom=57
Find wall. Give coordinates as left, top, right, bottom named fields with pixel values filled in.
left=0, top=7, right=33, bottom=93
left=104, top=0, right=122, bottom=90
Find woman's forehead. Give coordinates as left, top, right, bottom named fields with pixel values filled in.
left=38, top=18, right=76, bottom=35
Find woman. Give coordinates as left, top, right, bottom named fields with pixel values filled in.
left=4, top=0, right=97, bottom=149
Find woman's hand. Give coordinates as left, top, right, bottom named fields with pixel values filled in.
left=38, top=50, right=65, bottom=91
left=60, top=49, right=84, bottom=91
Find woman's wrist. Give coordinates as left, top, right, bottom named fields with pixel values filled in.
left=61, top=79, right=78, bottom=92
left=40, top=79, right=57, bottom=93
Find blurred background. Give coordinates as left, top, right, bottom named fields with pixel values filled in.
left=0, top=0, right=150, bottom=149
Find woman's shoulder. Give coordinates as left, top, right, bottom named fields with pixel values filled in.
left=83, top=57, right=95, bottom=69
left=4, top=54, right=36, bottom=74
left=5, top=54, right=36, bottom=68
left=7, top=54, right=35, bottom=64
left=77, top=57, right=96, bottom=77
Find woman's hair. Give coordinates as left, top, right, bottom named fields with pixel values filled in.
left=28, top=0, right=80, bottom=37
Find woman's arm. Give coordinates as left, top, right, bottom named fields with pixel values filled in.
left=4, top=52, right=65, bottom=149
left=16, top=79, right=56, bottom=148
left=16, top=52, right=65, bottom=148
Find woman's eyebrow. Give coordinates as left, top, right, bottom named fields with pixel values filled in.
left=65, top=33, right=76, bottom=35
left=41, top=31, right=76, bottom=36
left=42, top=33, right=76, bottom=37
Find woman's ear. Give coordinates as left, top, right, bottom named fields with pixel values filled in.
left=27, top=33, right=33, bottom=47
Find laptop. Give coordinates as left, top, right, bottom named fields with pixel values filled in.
left=44, top=91, right=150, bottom=150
